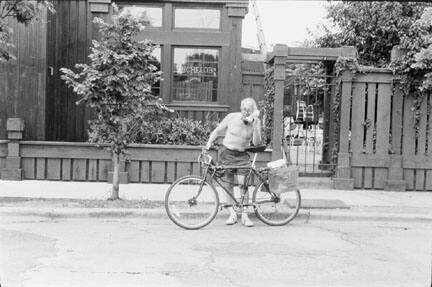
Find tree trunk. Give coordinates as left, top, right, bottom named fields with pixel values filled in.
left=109, top=152, right=120, bottom=200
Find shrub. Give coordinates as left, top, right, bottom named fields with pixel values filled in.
left=130, top=114, right=218, bottom=145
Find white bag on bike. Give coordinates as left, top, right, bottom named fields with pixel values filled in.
left=268, top=165, right=298, bottom=194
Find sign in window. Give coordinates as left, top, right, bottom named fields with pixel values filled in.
left=173, top=48, right=219, bottom=102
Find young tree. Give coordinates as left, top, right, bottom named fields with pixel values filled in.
left=0, top=0, right=54, bottom=61
left=61, top=6, right=166, bottom=200
left=314, top=2, right=426, bottom=67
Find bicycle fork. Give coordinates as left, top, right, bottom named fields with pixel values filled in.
left=188, top=171, right=209, bottom=207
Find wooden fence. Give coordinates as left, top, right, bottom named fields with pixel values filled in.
left=334, top=70, right=432, bottom=191
left=0, top=119, right=271, bottom=182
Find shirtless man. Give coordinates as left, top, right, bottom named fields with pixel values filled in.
left=205, top=98, right=262, bottom=227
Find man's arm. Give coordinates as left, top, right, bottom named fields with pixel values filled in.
left=205, top=114, right=232, bottom=149
left=252, top=118, right=262, bottom=146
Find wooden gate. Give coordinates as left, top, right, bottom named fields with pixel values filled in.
left=283, top=74, right=337, bottom=175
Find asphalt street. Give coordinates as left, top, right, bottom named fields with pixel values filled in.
left=1, top=215, right=431, bottom=287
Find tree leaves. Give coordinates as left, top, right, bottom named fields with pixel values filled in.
left=315, top=2, right=425, bottom=67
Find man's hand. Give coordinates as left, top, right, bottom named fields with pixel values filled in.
left=243, top=110, right=260, bottom=124
left=250, top=110, right=260, bottom=120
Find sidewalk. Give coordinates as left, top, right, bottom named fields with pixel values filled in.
left=1, top=180, right=432, bottom=222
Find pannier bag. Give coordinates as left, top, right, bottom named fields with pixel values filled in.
left=267, top=159, right=298, bottom=194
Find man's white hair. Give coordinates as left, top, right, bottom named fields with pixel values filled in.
left=241, top=97, right=257, bottom=111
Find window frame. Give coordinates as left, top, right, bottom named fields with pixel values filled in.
left=172, top=5, right=222, bottom=31
left=148, top=45, right=163, bottom=98
left=171, top=46, right=221, bottom=104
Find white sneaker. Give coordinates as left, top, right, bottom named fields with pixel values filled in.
left=225, top=213, right=238, bottom=225
left=241, top=213, right=254, bottom=227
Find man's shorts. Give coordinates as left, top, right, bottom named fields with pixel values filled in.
left=218, top=146, right=250, bottom=176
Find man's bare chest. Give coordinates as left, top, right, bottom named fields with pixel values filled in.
left=226, top=121, right=253, bottom=139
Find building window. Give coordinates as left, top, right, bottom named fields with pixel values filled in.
left=172, top=47, right=219, bottom=102
left=150, top=46, right=162, bottom=97
left=118, top=5, right=162, bottom=27
left=174, top=8, right=220, bottom=29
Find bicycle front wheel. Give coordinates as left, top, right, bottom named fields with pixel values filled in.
left=165, top=175, right=219, bottom=230
left=252, top=181, right=301, bottom=226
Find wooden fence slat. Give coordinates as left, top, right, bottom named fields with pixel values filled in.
left=98, top=160, right=110, bottom=181
left=374, top=83, right=392, bottom=189
left=151, top=162, right=165, bottom=183
left=416, top=97, right=428, bottom=151
left=351, top=82, right=366, bottom=188
left=36, top=158, right=46, bottom=180
left=128, top=161, right=140, bottom=183
left=402, top=94, right=416, bottom=190
left=403, top=169, right=415, bottom=191
left=166, top=162, right=176, bottom=183
left=416, top=170, right=426, bottom=191
left=415, top=97, right=428, bottom=190
left=176, top=162, right=192, bottom=179
left=62, top=159, right=71, bottom=180
left=88, top=159, right=98, bottom=181
left=72, top=159, right=87, bottom=181
left=192, top=162, right=201, bottom=175
left=373, top=168, right=388, bottom=190
left=426, top=169, right=432, bottom=190
left=426, top=173, right=432, bottom=191
left=22, top=158, right=35, bottom=179
left=46, top=158, right=61, bottom=180
left=364, top=83, right=376, bottom=188
left=392, top=83, right=403, bottom=155
left=140, top=161, right=150, bottom=183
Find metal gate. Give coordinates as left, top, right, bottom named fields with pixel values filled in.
left=283, top=74, right=338, bottom=176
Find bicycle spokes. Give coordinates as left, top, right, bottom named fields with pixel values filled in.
left=165, top=175, right=219, bottom=230
left=253, top=181, right=301, bottom=226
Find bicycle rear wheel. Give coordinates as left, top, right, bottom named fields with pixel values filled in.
left=252, top=181, right=301, bottom=226
left=165, top=175, right=219, bottom=230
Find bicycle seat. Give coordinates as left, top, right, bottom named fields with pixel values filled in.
left=245, top=145, right=267, bottom=153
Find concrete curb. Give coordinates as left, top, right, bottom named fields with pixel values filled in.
left=2, top=207, right=432, bottom=223
left=304, top=210, right=432, bottom=223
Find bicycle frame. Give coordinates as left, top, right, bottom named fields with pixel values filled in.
left=212, top=168, right=268, bottom=209
left=198, top=151, right=273, bottom=209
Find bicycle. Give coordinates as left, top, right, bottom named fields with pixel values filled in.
left=165, top=145, right=301, bottom=230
